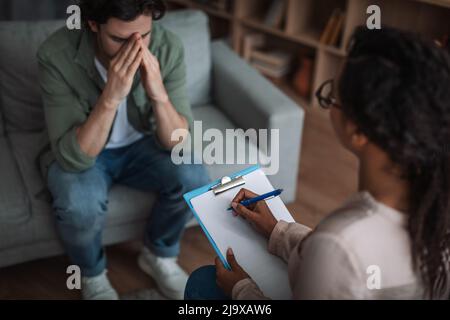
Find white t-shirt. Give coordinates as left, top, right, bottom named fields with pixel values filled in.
left=95, top=58, right=144, bottom=149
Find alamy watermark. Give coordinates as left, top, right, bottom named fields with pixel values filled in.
left=66, top=5, right=81, bottom=30
left=366, top=5, right=382, bottom=30
left=65, top=4, right=382, bottom=31
left=66, top=265, right=81, bottom=290
left=65, top=263, right=383, bottom=291
left=366, top=265, right=382, bottom=290
left=171, top=121, right=280, bottom=176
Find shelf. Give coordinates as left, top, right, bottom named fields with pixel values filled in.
left=192, top=4, right=233, bottom=20
left=242, top=18, right=319, bottom=49
left=166, top=0, right=450, bottom=108
left=241, top=19, right=347, bottom=58
left=167, top=0, right=234, bottom=20
left=320, top=44, right=346, bottom=57
left=414, top=0, right=450, bottom=9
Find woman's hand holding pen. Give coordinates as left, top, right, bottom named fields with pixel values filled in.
left=231, top=188, right=278, bottom=240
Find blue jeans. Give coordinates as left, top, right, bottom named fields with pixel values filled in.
left=185, top=266, right=230, bottom=300
left=47, top=135, right=210, bottom=277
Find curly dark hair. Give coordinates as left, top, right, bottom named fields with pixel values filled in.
left=79, top=0, right=166, bottom=26
left=339, top=27, right=450, bottom=299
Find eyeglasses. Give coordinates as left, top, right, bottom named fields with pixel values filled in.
left=315, top=79, right=342, bottom=109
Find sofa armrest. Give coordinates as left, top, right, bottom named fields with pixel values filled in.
left=211, top=40, right=305, bottom=203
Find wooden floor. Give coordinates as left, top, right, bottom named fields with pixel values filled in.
left=0, top=86, right=358, bottom=300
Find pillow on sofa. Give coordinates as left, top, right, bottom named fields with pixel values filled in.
left=159, top=10, right=212, bottom=107
left=0, top=20, right=65, bottom=133
left=0, top=101, right=4, bottom=137
left=0, top=137, right=30, bottom=225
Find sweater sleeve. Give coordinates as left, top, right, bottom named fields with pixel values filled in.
left=268, top=220, right=312, bottom=263
left=37, top=51, right=96, bottom=173
left=231, top=278, right=271, bottom=300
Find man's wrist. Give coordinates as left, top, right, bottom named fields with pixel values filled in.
left=152, top=96, right=170, bottom=108
left=145, top=83, right=169, bottom=106
left=151, top=91, right=170, bottom=105
left=99, top=94, right=120, bottom=111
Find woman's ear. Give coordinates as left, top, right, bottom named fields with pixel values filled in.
left=345, top=120, right=369, bottom=152
left=330, top=107, right=369, bottom=153
left=87, top=21, right=99, bottom=33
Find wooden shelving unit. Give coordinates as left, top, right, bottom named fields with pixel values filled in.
left=166, top=0, right=450, bottom=107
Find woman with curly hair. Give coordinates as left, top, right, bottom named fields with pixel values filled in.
left=186, top=26, right=450, bottom=300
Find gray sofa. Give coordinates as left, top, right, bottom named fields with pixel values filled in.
left=0, top=10, right=304, bottom=268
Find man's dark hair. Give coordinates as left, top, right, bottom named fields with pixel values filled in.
left=79, top=0, right=166, bottom=26
left=339, top=27, right=450, bottom=300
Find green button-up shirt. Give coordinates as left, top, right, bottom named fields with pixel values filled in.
left=37, top=23, right=193, bottom=178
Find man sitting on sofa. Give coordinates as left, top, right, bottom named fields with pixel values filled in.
left=37, top=0, right=209, bottom=300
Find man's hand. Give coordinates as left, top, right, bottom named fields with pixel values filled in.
left=140, top=42, right=169, bottom=104
left=75, top=34, right=143, bottom=157
left=215, top=248, right=250, bottom=297
left=137, top=40, right=189, bottom=149
left=231, top=189, right=278, bottom=239
left=102, top=34, right=143, bottom=108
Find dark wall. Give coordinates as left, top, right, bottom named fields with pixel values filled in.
left=0, top=0, right=76, bottom=21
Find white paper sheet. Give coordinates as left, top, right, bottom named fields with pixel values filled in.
left=190, top=169, right=295, bottom=300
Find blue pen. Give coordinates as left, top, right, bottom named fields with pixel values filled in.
left=227, top=189, right=283, bottom=211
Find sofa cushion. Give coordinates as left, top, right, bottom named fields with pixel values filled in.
left=0, top=20, right=65, bottom=133
left=7, top=133, right=50, bottom=202
left=1, top=131, right=156, bottom=250
left=159, top=10, right=212, bottom=107
left=0, top=187, right=153, bottom=252
left=7, top=131, right=156, bottom=222
left=0, top=137, right=30, bottom=225
left=0, top=101, right=4, bottom=137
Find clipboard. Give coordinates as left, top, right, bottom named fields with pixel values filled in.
left=183, top=165, right=295, bottom=300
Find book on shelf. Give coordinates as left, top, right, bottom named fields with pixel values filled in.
left=250, top=49, right=293, bottom=79
left=243, top=33, right=266, bottom=62
left=319, top=8, right=345, bottom=47
left=242, top=32, right=293, bottom=79
left=328, top=12, right=345, bottom=46
left=263, top=0, right=287, bottom=29
left=293, top=55, right=314, bottom=99
left=251, top=49, right=293, bottom=69
left=251, top=59, right=291, bottom=79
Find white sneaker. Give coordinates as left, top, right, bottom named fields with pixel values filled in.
left=138, top=247, right=188, bottom=300
left=81, top=270, right=119, bottom=300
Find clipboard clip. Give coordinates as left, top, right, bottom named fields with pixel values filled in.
left=210, top=175, right=245, bottom=196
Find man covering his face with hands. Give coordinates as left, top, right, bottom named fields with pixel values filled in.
left=37, top=0, right=209, bottom=300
